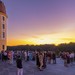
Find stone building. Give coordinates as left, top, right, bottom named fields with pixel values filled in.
left=0, top=0, right=7, bottom=51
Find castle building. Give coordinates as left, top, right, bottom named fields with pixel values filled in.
left=0, top=1, right=7, bottom=51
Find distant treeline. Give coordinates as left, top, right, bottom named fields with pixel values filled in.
left=7, top=42, right=75, bottom=52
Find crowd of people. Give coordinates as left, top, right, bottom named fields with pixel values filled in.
left=60, top=52, right=75, bottom=67
left=36, top=51, right=56, bottom=71
left=0, top=50, right=75, bottom=75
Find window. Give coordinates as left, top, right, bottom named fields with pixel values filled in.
left=2, top=45, right=5, bottom=50
left=3, top=32, right=5, bottom=38
left=3, top=24, right=5, bottom=29
left=2, top=16, right=5, bottom=21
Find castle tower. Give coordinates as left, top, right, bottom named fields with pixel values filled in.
left=0, top=1, right=7, bottom=51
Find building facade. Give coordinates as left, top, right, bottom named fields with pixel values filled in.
left=0, top=1, right=7, bottom=51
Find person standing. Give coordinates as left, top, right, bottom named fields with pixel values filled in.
left=52, top=52, right=56, bottom=64
left=47, top=51, right=52, bottom=64
left=63, top=52, right=67, bottom=67
left=11, top=51, right=14, bottom=64
left=8, top=51, right=12, bottom=64
left=42, top=51, right=47, bottom=69
left=1, top=51, right=4, bottom=61
left=66, top=52, right=70, bottom=67
left=36, top=51, right=40, bottom=68
left=4, top=51, right=7, bottom=61
left=24, top=51, right=27, bottom=61
left=70, top=52, right=74, bottom=65
left=38, top=52, right=44, bottom=71
left=16, top=55, right=23, bottom=75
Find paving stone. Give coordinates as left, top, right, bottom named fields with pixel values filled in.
left=0, top=58, right=75, bottom=75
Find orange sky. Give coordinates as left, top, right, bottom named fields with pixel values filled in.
left=7, top=30, right=75, bottom=46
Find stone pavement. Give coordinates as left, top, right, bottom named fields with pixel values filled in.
left=0, top=58, right=75, bottom=75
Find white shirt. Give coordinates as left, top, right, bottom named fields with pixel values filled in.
left=70, top=53, right=74, bottom=58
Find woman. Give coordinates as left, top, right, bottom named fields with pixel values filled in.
left=38, top=52, right=44, bottom=71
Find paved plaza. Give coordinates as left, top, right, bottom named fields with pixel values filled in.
left=0, top=58, right=75, bottom=75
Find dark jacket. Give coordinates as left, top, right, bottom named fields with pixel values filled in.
left=16, top=58, right=22, bottom=69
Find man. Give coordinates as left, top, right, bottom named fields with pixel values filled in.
left=16, top=55, right=23, bottom=75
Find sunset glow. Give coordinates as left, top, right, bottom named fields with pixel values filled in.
left=7, top=32, right=75, bottom=46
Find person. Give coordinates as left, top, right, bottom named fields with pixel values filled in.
left=11, top=51, right=14, bottom=64
left=29, top=52, right=33, bottom=60
left=27, top=51, right=30, bottom=61
left=47, top=51, right=52, bottom=64
left=70, top=52, right=74, bottom=65
left=1, top=51, right=4, bottom=61
left=66, top=52, right=70, bottom=66
left=63, top=52, right=70, bottom=67
left=4, top=51, right=7, bottom=61
left=24, top=51, right=27, bottom=61
left=42, top=51, right=47, bottom=69
left=8, top=51, right=12, bottom=64
left=52, top=52, right=56, bottom=64
left=16, top=55, right=23, bottom=75
left=38, top=52, right=44, bottom=71
left=36, top=51, right=40, bottom=68
left=32, top=52, right=35, bottom=61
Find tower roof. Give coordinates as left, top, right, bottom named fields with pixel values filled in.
left=0, top=1, right=6, bottom=14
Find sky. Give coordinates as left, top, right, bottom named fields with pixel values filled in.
left=2, top=0, right=75, bottom=46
